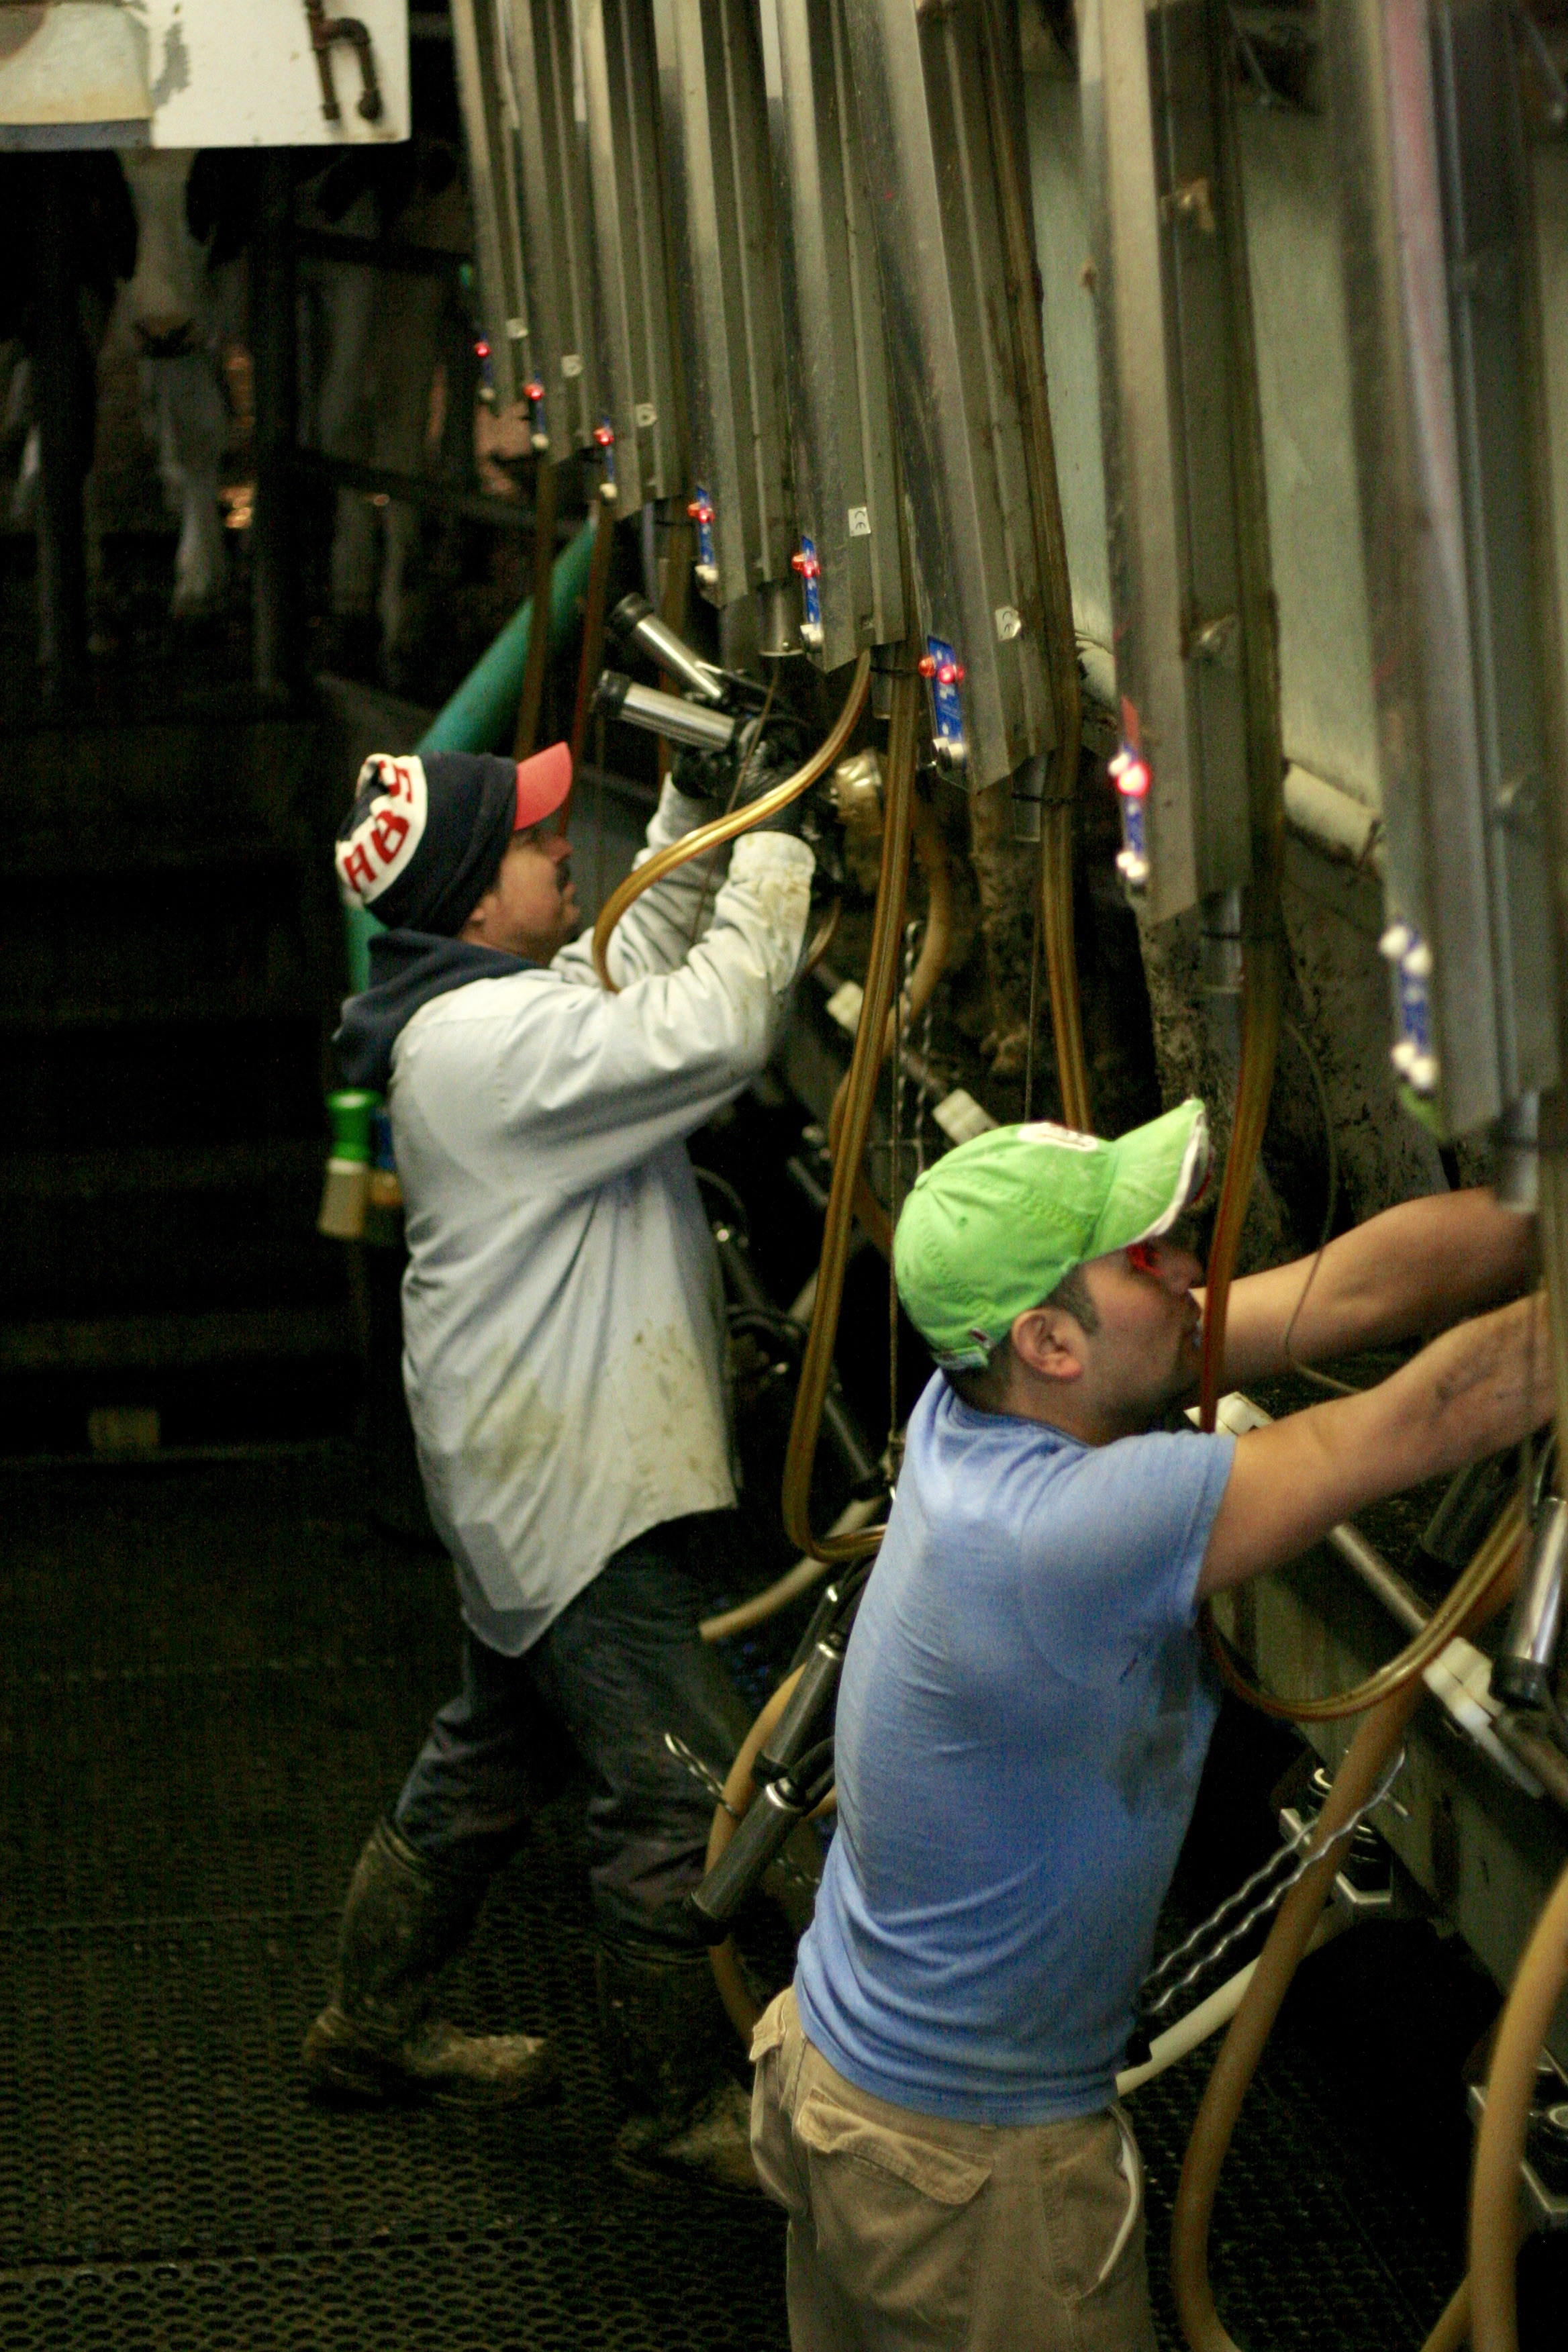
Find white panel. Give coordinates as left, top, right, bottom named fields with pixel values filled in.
left=0, top=1, right=410, bottom=148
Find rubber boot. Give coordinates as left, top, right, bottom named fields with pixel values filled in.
left=301, top=1817, right=557, bottom=2108
left=596, top=1936, right=762, bottom=2196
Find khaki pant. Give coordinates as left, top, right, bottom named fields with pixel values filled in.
left=750, top=1990, right=1158, bottom=2352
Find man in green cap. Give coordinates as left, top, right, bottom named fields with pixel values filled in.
left=750, top=1100, right=1545, bottom=2351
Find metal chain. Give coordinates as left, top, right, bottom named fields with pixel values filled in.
left=1140, top=1747, right=1407, bottom=2021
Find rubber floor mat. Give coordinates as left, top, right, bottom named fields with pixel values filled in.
left=1, top=1445, right=1563, bottom=2349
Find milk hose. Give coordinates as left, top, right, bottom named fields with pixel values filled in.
left=704, top=1666, right=804, bottom=2041
left=513, top=456, right=558, bottom=758
left=824, top=788, right=954, bottom=1259
left=778, top=659, right=920, bottom=1564
left=975, top=0, right=1089, bottom=1132
left=1467, top=1132, right=1568, bottom=2352
left=1205, top=1493, right=1524, bottom=1722
left=699, top=1494, right=882, bottom=1644
left=589, top=650, right=871, bottom=992
left=1171, top=1530, right=1527, bottom=2352
left=1469, top=1857, right=1568, bottom=2351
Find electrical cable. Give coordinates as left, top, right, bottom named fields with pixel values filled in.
left=691, top=1166, right=750, bottom=1246
left=1171, top=1535, right=1527, bottom=2352
left=513, top=457, right=558, bottom=758
left=589, top=651, right=871, bottom=992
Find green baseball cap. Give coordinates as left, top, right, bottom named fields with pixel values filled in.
left=893, top=1099, right=1211, bottom=1369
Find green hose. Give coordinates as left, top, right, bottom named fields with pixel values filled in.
left=342, top=511, right=598, bottom=992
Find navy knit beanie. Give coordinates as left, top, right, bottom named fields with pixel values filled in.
left=334, top=750, right=524, bottom=936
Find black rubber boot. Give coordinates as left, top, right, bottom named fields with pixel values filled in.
left=301, top=1818, right=557, bottom=2108
left=596, top=1936, right=761, bottom=2196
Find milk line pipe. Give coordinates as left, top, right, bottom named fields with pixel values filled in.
left=1171, top=1528, right=1527, bottom=2352
left=779, top=660, right=919, bottom=1564
left=589, top=651, right=872, bottom=992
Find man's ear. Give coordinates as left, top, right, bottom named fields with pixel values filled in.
left=460, top=885, right=499, bottom=944
left=1011, top=1306, right=1085, bottom=1386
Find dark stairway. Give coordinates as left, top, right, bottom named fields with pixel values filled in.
left=0, top=702, right=353, bottom=1457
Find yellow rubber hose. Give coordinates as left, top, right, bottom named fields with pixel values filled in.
left=704, top=1668, right=804, bottom=2043
left=778, top=660, right=919, bottom=1563
left=1204, top=1493, right=1523, bottom=1723
left=1171, top=1544, right=1525, bottom=2352
left=590, top=651, right=871, bottom=993
left=1469, top=1859, right=1568, bottom=2352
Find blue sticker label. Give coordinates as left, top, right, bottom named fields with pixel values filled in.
left=694, top=486, right=716, bottom=575
left=926, top=635, right=965, bottom=758
left=800, top=536, right=822, bottom=636
left=1397, top=957, right=1431, bottom=1056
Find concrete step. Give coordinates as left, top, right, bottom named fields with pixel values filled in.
left=0, top=1140, right=336, bottom=1319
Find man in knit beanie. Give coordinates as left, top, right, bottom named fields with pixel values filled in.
left=305, top=731, right=815, bottom=2196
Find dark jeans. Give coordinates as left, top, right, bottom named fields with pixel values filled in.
left=393, top=1517, right=754, bottom=1950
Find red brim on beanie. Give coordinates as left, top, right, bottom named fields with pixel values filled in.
left=515, top=742, right=573, bottom=830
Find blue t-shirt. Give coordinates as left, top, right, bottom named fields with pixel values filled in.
left=794, top=1373, right=1234, bottom=2127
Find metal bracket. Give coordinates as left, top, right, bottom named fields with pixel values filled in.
left=301, top=1, right=385, bottom=124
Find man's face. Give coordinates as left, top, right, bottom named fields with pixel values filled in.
left=466, top=824, right=577, bottom=959
left=1075, top=1234, right=1204, bottom=1433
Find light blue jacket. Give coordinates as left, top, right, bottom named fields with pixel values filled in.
left=389, top=784, right=814, bottom=1653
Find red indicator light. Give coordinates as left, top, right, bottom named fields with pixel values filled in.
left=687, top=499, right=713, bottom=522
left=475, top=340, right=490, bottom=359
left=1110, top=750, right=1150, bottom=799
left=594, top=425, right=615, bottom=446
left=953, top=663, right=966, bottom=683
left=936, top=663, right=957, bottom=687
left=524, top=380, right=545, bottom=403
left=917, top=654, right=937, bottom=678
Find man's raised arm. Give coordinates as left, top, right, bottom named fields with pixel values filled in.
left=1199, top=1290, right=1553, bottom=1596
left=1214, top=1189, right=1536, bottom=1389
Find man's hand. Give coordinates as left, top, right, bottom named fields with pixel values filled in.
left=1199, top=1289, right=1553, bottom=1596
left=1214, top=1189, right=1536, bottom=1389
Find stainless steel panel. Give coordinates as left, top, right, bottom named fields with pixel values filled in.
left=651, top=0, right=795, bottom=609
left=840, top=0, right=1055, bottom=789
left=1079, top=0, right=1258, bottom=923
left=759, top=0, right=903, bottom=670
left=1322, top=0, right=1561, bottom=1132
left=577, top=0, right=685, bottom=510
left=450, top=0, right=535, bottom=413
left=504, top=0, right=600, bottom=454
